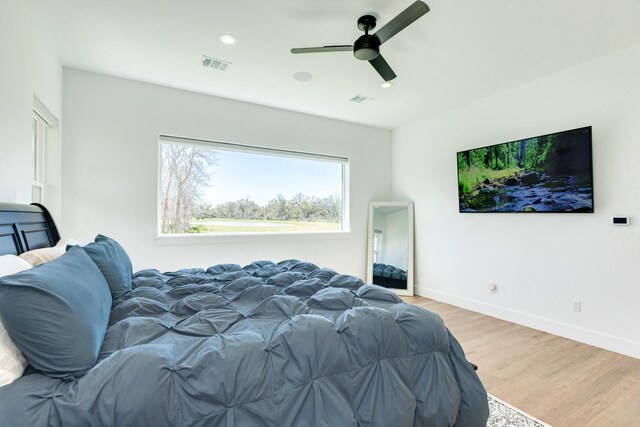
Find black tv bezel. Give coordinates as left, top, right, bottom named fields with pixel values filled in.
left=456, top=126, right=594, bottom=214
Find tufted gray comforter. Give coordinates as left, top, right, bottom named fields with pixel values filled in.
left=0, top=259, right=488, bottom=426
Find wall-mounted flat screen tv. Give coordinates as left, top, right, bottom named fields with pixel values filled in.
left=457, top=126, right=593, bottom=213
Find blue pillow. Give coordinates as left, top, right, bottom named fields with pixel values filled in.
left=0, top=246, right=111, bottom=379
left=82, top=235, right=133, bottom=299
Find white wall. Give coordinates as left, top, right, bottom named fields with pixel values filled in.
left=0, top=2, right=63, bottom=216
left=62, top=69, right=391, bottom=277
left=392, top=44, right=640, bottom=359
left=381, top=210, right=409, bottom=270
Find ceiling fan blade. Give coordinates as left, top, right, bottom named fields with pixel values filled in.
left=369, top=54, right=397, bottom=81
left=374, top=1, right=430, bottom=45
left=291, top=45, right=353, bottom=54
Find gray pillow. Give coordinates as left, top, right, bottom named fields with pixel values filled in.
left=82, top=235, right=133, bottom=299
left=0, top=246, right=111, bottom=380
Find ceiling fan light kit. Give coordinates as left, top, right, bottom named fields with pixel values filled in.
left=291, top=1, right=429, bottom=82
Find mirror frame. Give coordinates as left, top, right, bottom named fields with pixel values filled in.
left=366, top=201, right=414, bottom=296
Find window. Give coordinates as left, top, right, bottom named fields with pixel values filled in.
left=159, top=136, right=349, bottom=235
left=31, top=111, right=48, bottom=203
left=372, top=229, right=383, bottom=263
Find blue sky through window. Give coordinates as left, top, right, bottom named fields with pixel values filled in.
left=202, top=149, right=343, bottom=206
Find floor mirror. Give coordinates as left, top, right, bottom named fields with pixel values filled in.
left=366, top=201, right=414, bottom=296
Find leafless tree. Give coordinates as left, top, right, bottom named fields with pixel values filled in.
left=292, top=192, right=321, bottom=220
left=160, top=144, right=218, bottom=233
left=266, top=194, right=290, bottom=221
left=321, top=193, right=342, bottom=222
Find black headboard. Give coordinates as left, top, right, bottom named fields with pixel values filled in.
left=0, top=203, right=60, bottom=256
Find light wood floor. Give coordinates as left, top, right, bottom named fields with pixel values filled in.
left=402, top=296, right=640, bottom=426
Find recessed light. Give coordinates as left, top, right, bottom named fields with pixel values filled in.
left=218, top=34, right=238, bottom=45
left=293, top=71, right=313, bottom=82
left=381, top=81, right=393, bottom=89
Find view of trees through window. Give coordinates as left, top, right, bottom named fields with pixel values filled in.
left=160, top=140, right=345, bottom=234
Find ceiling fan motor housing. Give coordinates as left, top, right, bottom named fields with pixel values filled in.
left=354, top=34, right=381, bottom=60
left=354, top=14, right=380, bottom=61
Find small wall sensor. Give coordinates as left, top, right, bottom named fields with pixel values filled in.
left=612, top=217, right=630, bottom=226
left=488, top=283, right=497, bottom=293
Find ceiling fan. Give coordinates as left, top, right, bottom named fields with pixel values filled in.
left=291, top=1, right=430, bottom=82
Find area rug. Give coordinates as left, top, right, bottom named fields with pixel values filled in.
left=488, top=394, right=551, bottom=427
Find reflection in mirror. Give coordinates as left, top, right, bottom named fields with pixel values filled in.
left=366, top=201, right=414, bottom=296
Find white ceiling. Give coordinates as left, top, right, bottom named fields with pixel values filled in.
left=28, top=0, right=640, bottom=129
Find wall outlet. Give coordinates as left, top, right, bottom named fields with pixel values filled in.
left=573, top=301, right=582, bottom=312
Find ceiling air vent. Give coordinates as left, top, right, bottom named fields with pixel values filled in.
left=350, top=94, right=373, bottom=103
left=201, top=55, right=231, bottom=71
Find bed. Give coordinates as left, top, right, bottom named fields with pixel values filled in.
left=372, top=262, right=409, bottom=289
left=0, top=203, right=489, bottom=426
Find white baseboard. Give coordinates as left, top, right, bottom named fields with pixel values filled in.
left=414, top=285, right=640, bottom=360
